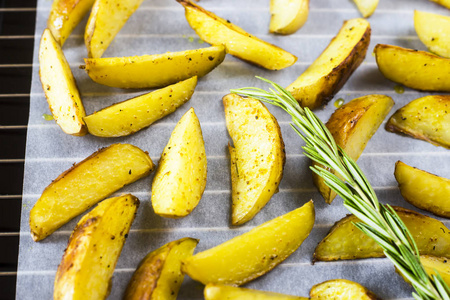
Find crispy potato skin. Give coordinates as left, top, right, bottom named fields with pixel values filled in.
left=314, top=206, right=450, bottom=261
left=181, top=201, right=314, bottom=286
left=395, top=161, right=450, bottom=218
left=287, top=19, right=371, bottom=109
left=310, top=279, right=380, bottom=299
left=54, top=195, right=139, bottom=300
left=386, top=95, right=450, bottom=149
left=178, top=0, right=297, bottom=70
left=29, top=143, right=154, bottom=241
left=313, top=95, right=394, bottom=203
left=269, top=0, right=309, bottom=35
left=204, top=283, right=308, bottom=300
left=414, top=11, right=450, bottom=58
left=375, top=44, right=450, bottom=92
left=223, top=94, right=286, bottom=225
left=353, top=0, right=379, bottom=18
left=83, top=46, right=225, bottom=89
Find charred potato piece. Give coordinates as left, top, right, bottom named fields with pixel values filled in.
left=29, top=143, right=154, bottom=241
left=386, top=95, right=450, bottom=149
left=54, top=194, right=139, bottom=300
left=39, top=29, right=87, bottom=136
left=374, top=44, right=450, bottom=92
left=414, top=11, right=450, bottom=58
left=310, top=279, right=380, bottom=299
left=353, top=0, right=379, bottom=18
left=84, top=77, right=197, bottom=137
left=223, top=94, right=285, bottom=225
left=269, top=0, right=309, bottom=35
left=181, top=201, right=315, bottom=286
left=313, top=95, right=394, bottom=204
left=151, top=108, right=207, bottom=218
left=177, top=0, right=297, bottom=70
left=204, top=283, right=307, bottom=300
left=83, top=46, right=225, bottom=89
left=314, top=206, right=450, bottom=261
left=287, top=18, right=370, bottom=109
left=124, top=238, right=198, bottom=300
left=395, top=161, right=450, bottom=218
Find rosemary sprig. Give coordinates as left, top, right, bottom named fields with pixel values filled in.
left=230, top=77, right=450, bottom=300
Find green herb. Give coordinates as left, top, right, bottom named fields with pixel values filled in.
left=334, top=98, right=345, bottom=108
left=394, top=84, right=405, bottom=94
left=231, top=77, right=450, bottom=300
left=42, top=113, right=54, bottom=121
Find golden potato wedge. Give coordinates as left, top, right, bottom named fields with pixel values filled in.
left=353, top=0, right=379, bottom=18
left=313, top=95, right=394, bottom=204
left=269, top=0, right=309, bottom=35
left=287, top=19, right=371, bottom=109
left=310, top=279, right=379, bottom=300
left=204, top=283, right=307, bottom=300
left=430, top=0, right=450, bottom=9
left=395, top=161, right=450, bottom=218
left=415, top=11, right=450, bottom=58
left=374, top=44, right=450, bottom=92
left=386, top=95, right=450, bottom=148
left=181, top=201, right=315, bottom=286
left=83, top=46, right=225, bottom=89
left=223, top=94, right=285, bottom=225
left=314, top=206, right=450, bottom=261
left=84, top=77, right=197, bottom=137
left=421, top=256, right=450, bottom=286
left=177, top=0, right=297, bottom=70
left=85, top=0, right=143, bottom=58
left=29, top=143, right=154, bottom=241
left=124, top=238, right=198, bottom=300
left=151, top=108, right=207, bottom=218
left=54, top=194, right=139, bottom=300
left=39, top=29, right=87, bottom=136
left=48, top=0, right=95, bottom=45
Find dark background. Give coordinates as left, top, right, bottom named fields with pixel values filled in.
left=0, top=0, right=37, bottom=298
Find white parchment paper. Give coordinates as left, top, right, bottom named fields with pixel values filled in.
left=17, top=0, right=450, bottom=299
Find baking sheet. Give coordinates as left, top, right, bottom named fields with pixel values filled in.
left=17, top=0, right=450, bottom=299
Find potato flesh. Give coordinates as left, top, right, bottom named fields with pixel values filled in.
left=84, top=77, right=197, bottom=137
left=54, top=194, right=139, bottom=300
left=204, top=283, right=307, bottom=300
left=151, top=108, right=207, bottom=218
left=353, top=0, right=379, bottom=18
left=124, top=238, right=198, bottom=300
left=29, top=143, right=154, bottom=241
left=395, top=161, right=450, bottom=218
left=83, top=46, right=226, bottom=89
left=287, top=19, right=370, bottom=109
left=179, top=0, right=297, bottom=70
left=181, top=201, right=315, bottom=285
left=415, top=11, right=450, bottom=58
left=48, top=0, right=95, bottom=45
left=269, top=0, right=309, bottom=35
left=374, top=44, right=450, bottom=92
left=310, top=279, right=378, bottom=300
left=224, top=94, right=285, bottom=225
left=314, top=206, right=450, bottom=261
left=39, top=29, right=86, bottom=136
left=386, top=95, right=450, bottom=148
left=85, top=0, right=143, bottom=58
left=313, top=95, right=394, bottom=203
left=421, top=256, right=450, bottom=286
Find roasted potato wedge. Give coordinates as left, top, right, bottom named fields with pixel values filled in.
left=54, top=194, right=139, bottom=300
left=48, top=0, right=95, bottom=45
left=395, top=161, right=450, bottom=218
left=269, top=0, right=309, bottom=35
left=39, top=29, right=87, bottom=136
left=353, top=0, right=379, bottom=18
left=223, top=94, right=285, bottom=225
left=83, top=46, right=225, bottom=89
left=310, top=279, right=379, bottom=299
left=287, top=19, right=371, bottom=109
left=84, top=77, right=197, bottom=137
left=314, top=206, right=450, bottom=261
left=151, top=108, right=207, bottom=218
left=29, top=143, right=154, bottom=241
left=85, top=0, right=143, bottom=58
left=181, top=201, right=315, bottom=285
left=124, top=238, right=198, bottom=300
left=386, top=95, right=450, bottom=148
left=415, top=11, right=450, bottom=58
left=421, top=256, right=450, bottom=286
left=313, top=94, right=394, bottom=204
left=430, top=0, right=450, bottom=9
left=374, top=44, right=450, bottom=92
left=177, top=0, right=297, bottom=70
left=204, top=283, right=307, bottom=300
